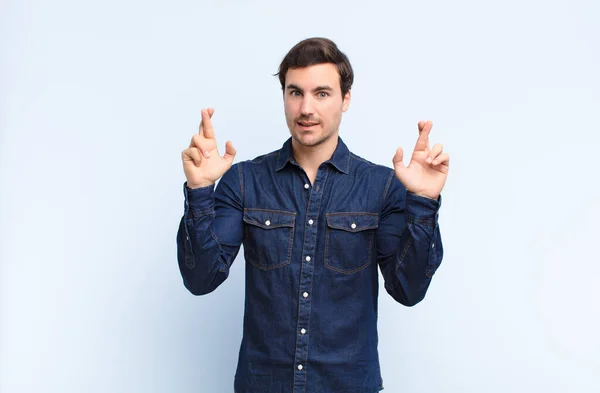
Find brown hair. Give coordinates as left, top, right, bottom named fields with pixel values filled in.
left=276, top=37, right=354, bottom=97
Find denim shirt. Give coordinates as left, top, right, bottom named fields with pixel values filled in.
left=176, top=137, right=443, bottom=393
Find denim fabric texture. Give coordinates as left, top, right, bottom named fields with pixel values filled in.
left=177, top=137, right=443, bottom=393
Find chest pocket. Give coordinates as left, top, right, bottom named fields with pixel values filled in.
left=325, top=212, right=379, bottom=275
left=243, top=209, right=296, bottom=271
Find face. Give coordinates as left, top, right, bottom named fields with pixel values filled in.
left=283, top=63, right=351, bottom=148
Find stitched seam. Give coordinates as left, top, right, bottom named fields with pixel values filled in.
left=252, top=151, right=279, bottom=164
left=381, top=171, right=395, bottom=210
left=245, top=208, right=297, bottom=215
left=238, top=162, right=245, bottom=206
left=243, top=219, right=295, bottom=229
left=324, top=228, right=375, bottom=274
left=324, top=226, right=330, bottom=270
left=293, top=168, right=315, bottom=391
left=246, top=258, right=291, bottom=271
left=349, top=153, right=375, bottom=166
left=244, top=214, right=296, bottom=271
left=187, top=208, right=215, bottom=218
left=406, top=216, right=435, bottom=226
left=343, top=149, right=350, bottom=173
left=209, top=225, right=229, bottom=273
left=326, top=212, right=378, bottom=216
left=398, top=232, right=414, bottom=263
left=243, top=209, right=296, bottom=229
left=325, top=212, right=379, bottom=231
left=325, top=260, right=371, bottom=275
left=300, top=167, right=330, bottom=391
left=327, top=224, right=378, bottom=232
left=324, top=210, right=379, bottom=274
left=286, top=223, right=295, bottom=267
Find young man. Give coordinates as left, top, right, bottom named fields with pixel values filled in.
left=177, top=37, right=449, bottom=393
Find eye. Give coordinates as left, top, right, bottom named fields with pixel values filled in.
left=290, top=90, right=301, bottom=97
left=318, top=91, right=329, bottom=98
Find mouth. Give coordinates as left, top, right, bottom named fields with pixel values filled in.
left=297, top=121, right=319, bottom=129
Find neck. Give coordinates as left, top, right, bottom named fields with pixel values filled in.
left=291, top=134, right=338, bottom=183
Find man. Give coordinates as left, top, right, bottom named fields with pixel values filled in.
left=177, top=37, right=449, bottom=393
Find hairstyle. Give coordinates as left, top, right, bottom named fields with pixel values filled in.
left=276, top=37, right=354, bottom=96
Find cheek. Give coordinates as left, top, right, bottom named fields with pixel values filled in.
left=322, top=103, right=342, bottom=122
left=284, top=101, right=297, bottom=117
left=283, top=105, right=293, bottom=121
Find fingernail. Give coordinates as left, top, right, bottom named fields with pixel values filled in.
left=203, top=151, right=210, bottom=158
left=427, top=157, right=432, bottom=163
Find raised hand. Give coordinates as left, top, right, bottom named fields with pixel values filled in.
left=181, top=108, right=237, bottom=189
left=392, top=121, right=449, bottom=200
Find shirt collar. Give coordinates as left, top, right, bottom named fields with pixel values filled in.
left=275, top=136, right=350, bottom=174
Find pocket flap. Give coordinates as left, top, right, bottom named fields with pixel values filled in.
left=326, top=212, right=379, bottom=232
left=243, top=209, right=296, bottom=229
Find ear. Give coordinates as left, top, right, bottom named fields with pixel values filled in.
left=342, top=89, right=351, bottom=112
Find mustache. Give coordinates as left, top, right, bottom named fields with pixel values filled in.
left=296, top=116, right=320, bottom=123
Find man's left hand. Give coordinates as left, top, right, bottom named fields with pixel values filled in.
left=392, top=120, right=449, bottom=200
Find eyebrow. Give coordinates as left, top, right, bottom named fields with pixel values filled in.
left=286, top=84, right=334, bottom=93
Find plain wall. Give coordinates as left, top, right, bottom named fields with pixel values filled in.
left=1, top=0, right=599, bottom=392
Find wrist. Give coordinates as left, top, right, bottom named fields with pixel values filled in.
left=186, top=181, right=215, bottom=189
left=409, top=190, right=439, bottom=201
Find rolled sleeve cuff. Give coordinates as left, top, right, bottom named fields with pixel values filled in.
left=405, top=191, right=441, bottom=226
left=183, top=182, right=215, bottom=216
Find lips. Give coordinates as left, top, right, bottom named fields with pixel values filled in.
left=297, top=121, right=319, bottom=127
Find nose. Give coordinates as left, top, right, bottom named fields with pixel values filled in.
left=300, top=96, right=315, bottom=117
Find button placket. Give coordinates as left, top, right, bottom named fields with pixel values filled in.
left=293, top=168, right=330, bottom=393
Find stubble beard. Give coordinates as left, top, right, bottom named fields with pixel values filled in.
left=290, top=123, right=338, bottom=148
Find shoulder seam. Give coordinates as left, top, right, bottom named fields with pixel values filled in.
left=250, top=151, right=279, bottom=163
left=349, top=153, right=376, bottom=166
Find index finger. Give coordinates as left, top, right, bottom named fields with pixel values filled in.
left=199, top=108, right=216, bottom=139
left=414, top=120, right=432, bottom=151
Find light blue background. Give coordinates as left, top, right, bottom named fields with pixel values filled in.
left=1, top=0, right=599, bottom=392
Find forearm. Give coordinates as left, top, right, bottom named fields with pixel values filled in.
left=176, top=213, right=233, bottom=296
left=176, top=180, right=242, bottom=295
left=379, top=191, right=443, bottom=306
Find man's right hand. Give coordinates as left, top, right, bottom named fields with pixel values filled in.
left=181, top=108, right=237, bottom=189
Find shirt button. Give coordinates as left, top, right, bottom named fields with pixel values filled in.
left=297, top=364, right=303, bottom=371
left=303, top=292, right=308, bottom=298
left=304, top=184, right=309, bottom=189
left=308, top=219, right=314, bottom=225
left=305, top=256, right=311, bottom=262
left=351, top=223, right=357, bottom=229
left=432, top=243, right=435, bottom=248
left=265, top=220, right=271, bottom=226
left=301, top=328, right=306, bottom=334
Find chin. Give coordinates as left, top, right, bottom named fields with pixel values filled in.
left=292, top=126, right=336, bottom=147
left=293, top=132, right=327, bottom=147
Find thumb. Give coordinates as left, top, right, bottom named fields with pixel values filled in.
left=223, top=140, right=237, bottom=164
left=392, top=147, right=405, bottom=170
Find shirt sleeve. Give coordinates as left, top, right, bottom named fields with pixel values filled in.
left=176, top=163, right=245, bottom=295
left=376, top=171, right=444, bottom=306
